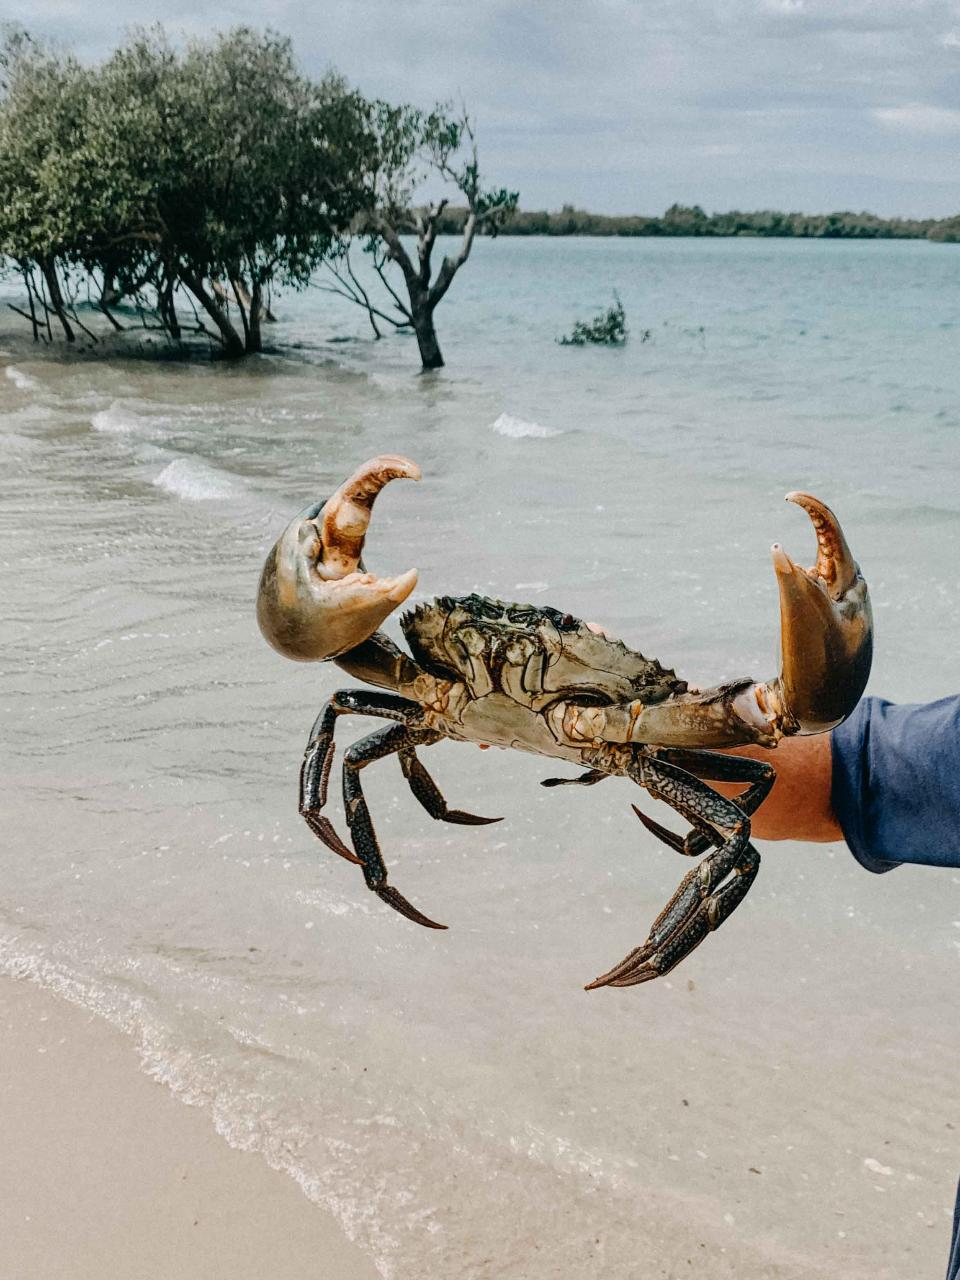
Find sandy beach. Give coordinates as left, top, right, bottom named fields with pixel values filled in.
left=0, top=975, right=379, bottom=1280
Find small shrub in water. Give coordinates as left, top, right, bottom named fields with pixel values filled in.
left=559, top=295, right=628, bottom=346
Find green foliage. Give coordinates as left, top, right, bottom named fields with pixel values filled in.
left=928, top=217, right=960, bottom=243
left=357, top=101, right=518, bottom=236
left=324, top=101, right=518, bottom=368
left=0, top=33, right=99, bottom=260
left=0, top=28, right=513, bottom=361
left=103, top=30, right=371, bottom=279
left=445, top=202, right=953, bottom=240
left=559, top=296, right=628, bottom=346
left=0, top=28, right=379, bottom=352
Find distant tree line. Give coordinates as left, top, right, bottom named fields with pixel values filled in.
left=434, top=202, right=960, bottom=241
left=2, top=26, right=956, bottom=371
left=0, top=27, right=517, bottom=366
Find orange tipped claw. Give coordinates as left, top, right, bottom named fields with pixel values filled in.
left=257, top=456, right=420, bottom=662
left=766, top=493, right=873, bottom=734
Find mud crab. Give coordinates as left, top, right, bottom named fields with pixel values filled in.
left=257, top=456, right=872, bottom=989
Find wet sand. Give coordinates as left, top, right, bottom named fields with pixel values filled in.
left=0, top=976, right=379, bottom=1280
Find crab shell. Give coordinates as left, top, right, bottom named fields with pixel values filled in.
left=256, top=456, right=873, bottom=741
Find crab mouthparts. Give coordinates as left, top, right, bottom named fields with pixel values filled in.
left=257, top=455, right=420, bottom=662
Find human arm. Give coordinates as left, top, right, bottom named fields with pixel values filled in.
left=724, top=695, right=960, bottom=872
left=721, top=735, right=841, bottom=844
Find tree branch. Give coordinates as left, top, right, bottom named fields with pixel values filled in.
left=371, top=251, right=413, bottom=319
left=372, top=216, right=418, bottom=286
left=428, top=208, right=477, bottom=308
left=7, top=302, right=47, bottom=340
left=418, top=197, right=448, bottom=285
left=230, top=277, right=251, bottom=346
left=316, top=266, right=411, bottom=330
left=340, top=248, right=398, bottom=333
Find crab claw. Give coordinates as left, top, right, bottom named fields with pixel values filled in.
left=762, top=493, right=873, bottom=735
left=257, top=455, right=420, bottom=662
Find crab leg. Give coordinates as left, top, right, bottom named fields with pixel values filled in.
left=301, top=690, right=497, bottom=846
left=541, top=751, right=773, bottom=858
left=257, top=455, right=421, bottom=663
left=539, top=769, right=609, bottom=788
left=300, top=698, right=359, bottom=864
left=300, top=690, right=497, bottom=927
left=631, top=749, right=776, bottom=857
left=341, top=724, right=447, bottom=929
left=586, top=756, right=760, bottom=989
left=300, top=690, right=425, bottom=864
left=398, top=745, right=503, bottom=826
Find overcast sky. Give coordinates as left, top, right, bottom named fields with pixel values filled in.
left=8, top=0, right=960, bottom=217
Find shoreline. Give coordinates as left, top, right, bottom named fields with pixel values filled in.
left=0, top=974, right=380, bottom=1280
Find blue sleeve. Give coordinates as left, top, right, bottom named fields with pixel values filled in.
left=830, top=695, right=960, bottom=873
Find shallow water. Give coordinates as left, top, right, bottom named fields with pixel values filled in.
left=2, top=237, right=960, bottom=1278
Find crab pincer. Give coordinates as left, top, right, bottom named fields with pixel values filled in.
left=257, top=454, right=421, bottom=662
left=766, top=491, right=873, bottom=735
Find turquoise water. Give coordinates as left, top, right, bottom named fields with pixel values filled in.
left=2, top=237, right=959, bottom=1278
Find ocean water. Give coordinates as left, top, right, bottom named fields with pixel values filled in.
left=2, top=237, right=960, bottom=1278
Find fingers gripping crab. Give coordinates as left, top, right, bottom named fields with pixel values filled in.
left=257, top=456, right=872, bottom=989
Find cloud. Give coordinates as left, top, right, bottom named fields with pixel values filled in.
left=5, top=0, right=960, bottom=214
left=699, top=143, right=744, bottom=157
left=873, top=103, right=960, bottom=133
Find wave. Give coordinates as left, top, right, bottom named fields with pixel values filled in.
left=153, top=457, right=242, bottom=501
left=91, top=402, right=153, bottom=435
left=0, top=934, right=850, bottom=1280
left=490, top=411, right=560, bottom=439
left=4, top=365, right=39, bottom=392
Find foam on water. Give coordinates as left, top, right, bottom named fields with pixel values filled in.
left=491, top=411, right=560, bottom=438
left=5, top=364, right=38, bottom=391
left=91, top=401, right=154, bottom=435
left=0, top=931, right=793, bottom=1280
left=153, top=456, right=242, bottom=501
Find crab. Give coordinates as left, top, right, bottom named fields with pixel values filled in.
left=257, top=455, right=872, bottom=989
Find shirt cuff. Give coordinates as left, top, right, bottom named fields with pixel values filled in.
left=830, top=707, right=902, bottom=875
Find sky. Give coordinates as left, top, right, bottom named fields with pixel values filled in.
left=7, top=0, right=960, bottom=217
